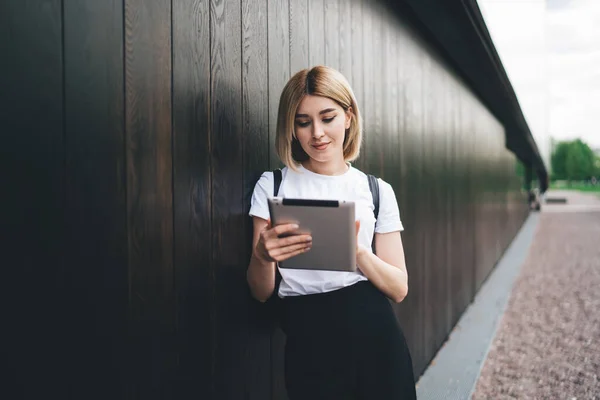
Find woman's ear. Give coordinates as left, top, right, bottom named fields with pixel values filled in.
left=345, top=106, right=353, bottom=129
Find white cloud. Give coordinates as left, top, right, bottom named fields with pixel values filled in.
left=546, top=0, right=600, bottom=149
left=478, top=0, right=600, bottom=163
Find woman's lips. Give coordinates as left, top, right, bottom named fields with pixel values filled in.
left=312, top=142, right=330, bottom=150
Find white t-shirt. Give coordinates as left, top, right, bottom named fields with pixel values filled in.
left=249, top=163, right=403, bottom=298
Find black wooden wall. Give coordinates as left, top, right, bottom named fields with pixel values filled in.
left=2, top=0, right=529, bottom=399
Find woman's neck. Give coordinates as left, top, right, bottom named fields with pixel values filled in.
left=302, top=159, right=349, bottom=176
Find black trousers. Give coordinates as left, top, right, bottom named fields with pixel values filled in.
left=281, top=281, right=417, bottom=400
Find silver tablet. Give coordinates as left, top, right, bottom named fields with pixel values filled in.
left=267, top=197, right=356, bottom=272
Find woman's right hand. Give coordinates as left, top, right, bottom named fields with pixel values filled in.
left=254, top=220, right=312, bottom=263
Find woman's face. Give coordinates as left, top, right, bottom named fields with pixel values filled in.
left=294, top=94, right=352, bottom=165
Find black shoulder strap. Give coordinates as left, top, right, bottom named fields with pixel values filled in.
left=273, top=168, right=282, bottom=197
left=367, top=174, right=380, bottom=254
left=367, top=174, right=380, bottom=220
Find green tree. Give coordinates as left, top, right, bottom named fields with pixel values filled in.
left=550, top=140, right=570, bottom=180
left=551, top=138, right=596, bottom=181
left=564, top=139, right=595, bottom=181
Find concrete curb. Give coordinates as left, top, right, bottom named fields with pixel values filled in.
left=415, top=213, right=540, bottom=400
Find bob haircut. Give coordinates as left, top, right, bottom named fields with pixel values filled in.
left=275, top=65, right=363, bottom=170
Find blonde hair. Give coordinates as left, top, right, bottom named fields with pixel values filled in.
left=275, top=66, right=363, bottom=170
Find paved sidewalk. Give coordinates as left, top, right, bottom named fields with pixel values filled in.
left=415, top=207, right=540, bottom=399
left=416, top=190, right=600, bottom=399
left=472, top=190, right=600, bottom=399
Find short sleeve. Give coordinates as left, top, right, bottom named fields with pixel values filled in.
left=249, top=171, right=273, bottom=221
left=374, top=179, right=404, bottom=234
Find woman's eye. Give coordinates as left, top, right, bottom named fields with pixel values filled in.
left=296, top=121, right=310, bottom=127
left=323, top=116, right=335, bottom=123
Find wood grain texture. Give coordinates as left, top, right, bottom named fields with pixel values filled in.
left=338, top=0, right=352, bottom=79
left=324, top=0, right=340, bottom=69
left=402, top=26, right=427, bottom=375
left=369, top=3, right=384, bottom=176
left=290, top=0, right=309, bottom=74
left=420, top=46, right=436, bottom=369
left=242, top=0, right=271, bottom=398
left=63, top=1, right=127, bottom=398
left=1, top=1, right=65, bottom=397
left=361, top=4, right=373, bottom=172
left=350, top=0, right=365, bottom=170
left=209, top=0, right=247, bottom=398
left=124, top=0, right=175, bottom=397
left=308, top=0, right=325, bottom=67
left=172, top=0, right=213, bottom=398
left=268, top=0, right=289, bottom=169
left=267, top=1, right=291, bottom=397
left=3, top=0, right=534, bottom=395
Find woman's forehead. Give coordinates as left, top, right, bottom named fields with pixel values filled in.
left=296, top=95, right=341, bottom=115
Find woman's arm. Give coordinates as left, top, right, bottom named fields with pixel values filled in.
left=357, top=231, right=408, bottom=303
left=247, top=217, right=312, bottom=302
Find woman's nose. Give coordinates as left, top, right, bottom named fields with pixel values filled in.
left=312, top=122, right=325, bottom=139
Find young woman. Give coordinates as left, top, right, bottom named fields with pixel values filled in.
left=247, top=66, right=416, bottom=399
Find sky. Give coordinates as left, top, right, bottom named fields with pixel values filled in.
left=477, top=0, right=600, bottom=169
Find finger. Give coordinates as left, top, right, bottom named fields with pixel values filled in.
left=276, top=234, right=312, bottom=247
left=269, top=223, right=300, bottom=237
left=265, top=234, right=311, bottom=252
left=273, top=245, right=311, bottom=262
left=270, top=242, right=311, bottom=259
left=355, top=220, right=361, bottom=236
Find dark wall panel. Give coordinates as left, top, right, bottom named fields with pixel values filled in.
left=308, top=0, right=325, bottom=67
left=1, top=1, right=65, bottom=398
left=241, top=0, right=271, bottom=397
left=124, top=0, right=175, bottom=397
left=267, top=2, right=290, bottom=396
left=209, top=0, right=247, bottom=398
left=268, top=0, right=289, bottom=169
left=4, top=0, right=531, bottom=398
left=290, top=0, right=309, bottom=74
left=350, top=0, right=365, bottom=170
left=172, top=0, right=212, bottom=398
left=324, top=0, right=340, bottom=69
left=63, top=1, right=127, bottom=398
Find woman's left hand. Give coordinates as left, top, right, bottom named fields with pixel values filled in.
left=355, top=220, right=367, bottom=258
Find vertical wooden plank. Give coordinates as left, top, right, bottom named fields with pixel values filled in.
left=268, top=1, right=290, bottom=398
left=267, top=1, right=291, bottom=397
left=0, top=1, right=65, bottom=397
left=350, top=0, right=365, bottom=170
left=210, top=0, right=248, bottom=398
left=371, top=3, right=384, bottom=176
left=124, top=0, right=174, bottom=397
left=268, top=0, right=289, bottom=168
left=172, top=0, right=213, bottom=398
left=324, top=0, right=339, bottom=69
left=420, top=49, right=435, bottom=368
left=242, top=0, right=271, bottom=398
left=338, top=0, right=352, bottom=80
left=362, top=5, right=373, bottom=173
left=381, top=10, right=396, bottom=184
left=308, top=0, right=325, bottom=67
left=63, top=1, right=127, bottom=398
left=402, top=26, right=427, bottom=376
left=290, top=0, right=308, bottom=74
left=394, top=20, right=417, bottom=364
left=441, top=63, right=452, bottom=339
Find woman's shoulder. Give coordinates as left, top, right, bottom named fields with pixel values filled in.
left=349, top=166, right=396, bottom=196
left=253, top=167, right=290, bottom=190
